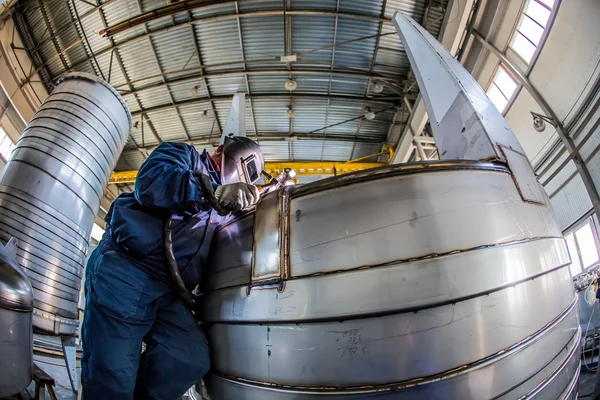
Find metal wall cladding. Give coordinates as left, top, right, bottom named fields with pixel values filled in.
left=0, top=73, right=131, bottom=335
left=200, top=161, right=579, bottom=399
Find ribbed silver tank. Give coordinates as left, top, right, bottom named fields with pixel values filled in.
left=200, top=161, right=580, bottom=399
left=0, top=238, right=34, bottom=397
left=0, top=72, right=131, bottom=335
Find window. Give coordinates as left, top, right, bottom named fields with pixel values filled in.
left=90, top=223, right=105, bottom=243
left=486, top=66, right=518, bottom=113
left=565, top=218, right=600, bottom=277
left=510, top=0, right=556, bottom=63
left=0, top=127, right=15, bottom=162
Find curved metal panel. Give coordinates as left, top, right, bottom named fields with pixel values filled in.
left=204, top=302, right=579, bottom=399
left=202, top=12, right=579, bottom=398
left=206, top=213, right=254, bottom=290
left=204, top=161, right=578, bottom=399
left=201, top=238, right=570, bottom=322
left=207, top=268, right=573, bottom=387
left=0, top=72, right=131, bottom=334
left=289, top=170, right=560, bottom=277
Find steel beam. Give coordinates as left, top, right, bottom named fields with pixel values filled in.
left=102, top=8, right=391, bottom=39
left=471, top=29, right=600, bottom=218
left=351, top=0, right=388, bottom=160
left=115, top=68, right=395, bottom=99
left=95, top=1, right=161, bottom=149
left=36, top=0, right=69, bottom=71
left=137, top=0, right=192, bottom=141
left=22, top=8, right=394, bottom=86
left=122, top=133, right=384, bottom=154
left=320, top=0, right=340, bottom=162
left=234, top=1, right=258, bottom=136
left=130, top=93, right=400, bottom=117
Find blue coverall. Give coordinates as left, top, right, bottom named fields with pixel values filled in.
left=81, top=142, right=222, bottom=399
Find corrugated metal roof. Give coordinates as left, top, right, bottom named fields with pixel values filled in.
left=195, top=19, right=244, bottom=73
left=16, top=0, right=449, bottom=179
left=292, top=15, right=334, bottom=66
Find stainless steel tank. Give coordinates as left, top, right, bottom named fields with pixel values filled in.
left=0, top=238, right=34, bottom=397
left=198, top=12, right=580, bottom=399
left=0, top=72, right=131, bottom=335
left=200, top=161, right=579, bottom=399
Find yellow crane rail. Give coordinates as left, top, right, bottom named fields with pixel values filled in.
left=109, top=147, right=393, bottom=185
left=109, top=161, right=386, bottom=184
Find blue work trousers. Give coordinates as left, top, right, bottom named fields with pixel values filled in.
left=81, top=242, right=210, bottom=399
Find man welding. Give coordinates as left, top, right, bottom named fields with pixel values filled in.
left=81, top=135, right=264, bottom=399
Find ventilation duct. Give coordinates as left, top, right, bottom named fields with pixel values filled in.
left=0, top=72, right=131, bottom=335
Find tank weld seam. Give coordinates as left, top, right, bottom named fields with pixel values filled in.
left=56, top=72, right=132, bottom=130
left=281, top=185, right=292, bottom=283
left=46, top=90, right=126, bottom=134
left=213, top=162, right=512, bottom=234
left=45, top=90, right=129, bottom=148
left=6, top=159, right=96, bottom=216
left=0, top=185, right=88, bottom=235
left=0, top=224, right=84, bottom=272
left=205, top=237, right=568, bottom=303
left=41, top=97, right=122, bottom=150
left=14, top=143, right=105, bottom=197
left=28, top=107, right=119, bottom=160
left=19, top=260, right=81, bottom=286
left=0, top=245, right=82, bottom=283
left=292, top=161, right=510, bottom=198
left=211, top=296, right=578, bottom=394
left=289, top=236, right=565, bottom=280
left=9, top=137, right=106, bottom=190
left=205, top=259, right=571, bottom=324
left=558, top=361, right=581, bottom=399
left=518, top=327, right=582, bottom=399
left=18, top=126, right=112, bottom=176
left=490, top=327, right=580, bottom=399
left=26, top=276, right=80, bottom=299
left=24, top=115, right=114, bottom=167
left=0, top=196, right=88, bottom=251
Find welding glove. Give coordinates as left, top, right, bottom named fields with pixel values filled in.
left=214, top=182, right=260, bottom=216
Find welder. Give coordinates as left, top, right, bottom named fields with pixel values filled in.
left=81, top=136, right=264, bottom=399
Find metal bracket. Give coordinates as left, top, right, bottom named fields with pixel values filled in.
left=60, top=336, right=78, bottom=393
left=249, top=186, right=293, bottom=293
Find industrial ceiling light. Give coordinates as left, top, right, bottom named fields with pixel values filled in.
left=532, top=116, right=546, bottom=132
left=188, top=85, right=201, bottom=98
left=199, top=110, right=210, bottom=122
left=371, top=81, right=384, bottom=93
left=285, top=79, right=297, bottom=91
left=531, top=111, right=554, bottom=133
left=364, top=107, right=376, bottom=121
left=285, top=106, right=296, bottom=118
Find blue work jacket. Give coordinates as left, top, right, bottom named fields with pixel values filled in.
left=102, top=142, right=222, bottom=290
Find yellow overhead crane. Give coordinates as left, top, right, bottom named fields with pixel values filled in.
left=109, top=147, right=393, bottom=185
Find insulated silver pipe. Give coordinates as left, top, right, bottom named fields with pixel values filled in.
left=0, top=72, right=131, bottom=335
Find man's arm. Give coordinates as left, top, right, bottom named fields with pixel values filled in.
left=134, top=142, right=211, bottom=214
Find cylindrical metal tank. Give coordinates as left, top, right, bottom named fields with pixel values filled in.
left=0, top=72, right=131, bottom=335
left=200, top=161, right=580, bottom=399
left=0, top=238, right=34, bottom=397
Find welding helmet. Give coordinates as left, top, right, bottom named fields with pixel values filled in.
left=221, top=135, right=265, bottom=185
